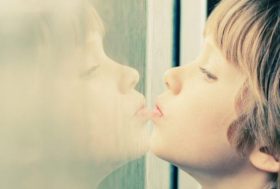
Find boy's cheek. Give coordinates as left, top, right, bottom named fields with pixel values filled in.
left=151, top=120, right=241, bottom=170
left=151, top=107, right=236, bottom=164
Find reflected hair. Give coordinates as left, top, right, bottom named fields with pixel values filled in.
left=205, top=0, right=279, bottom=188
left=0, top=0, right=105, bottom=64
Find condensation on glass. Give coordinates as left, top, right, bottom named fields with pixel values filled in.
left=0, top=0, right=148, bottom=189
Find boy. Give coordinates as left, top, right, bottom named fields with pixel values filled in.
left=151, top=0, right=279, bottom=188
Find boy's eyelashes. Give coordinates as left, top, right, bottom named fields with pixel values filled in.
left=199, top=66, right=218, bottom=81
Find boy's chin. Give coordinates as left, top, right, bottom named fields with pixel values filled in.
left=149, top=132, right=177, bottom=164
left=149, top=132, right=204, bottom=171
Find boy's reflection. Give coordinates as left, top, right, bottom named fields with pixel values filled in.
left=0, top=0, right=150, bottom=188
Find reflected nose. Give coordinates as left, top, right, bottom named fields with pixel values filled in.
left=119, top=65, right=140, bottom=93
left=163, top=67, right=182, bottom=95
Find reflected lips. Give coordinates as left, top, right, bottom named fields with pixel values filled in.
left=135, top=104, right=149, bottom=117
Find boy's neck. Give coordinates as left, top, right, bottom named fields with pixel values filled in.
left=200, top=173, right=271, bottom=189
left=190, top=164, right=271, bottom=189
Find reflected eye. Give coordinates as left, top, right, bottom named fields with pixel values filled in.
left=199, top=67, right=218, bottom=81
left=80, top=48, right=101, bottom=78
left=80, top=65, right=100, bottom=78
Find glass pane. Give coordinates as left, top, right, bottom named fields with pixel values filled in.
left=0, top=0, right=148, bottom=188
left=91, top=0, right=147, bottom=189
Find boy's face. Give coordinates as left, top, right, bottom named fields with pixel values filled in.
left=151, top=36, right=248, bottom=175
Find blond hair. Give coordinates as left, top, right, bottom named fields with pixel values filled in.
left=205, top=0, right=279, bottom=188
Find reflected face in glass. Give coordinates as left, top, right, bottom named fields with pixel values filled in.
left=56, top=32, right=150, bottom=163
left=150, top=36, right=247, bottom=175
left=0, top=3, right=150, bottom=170
left=0, top=2, right=149, bottom=188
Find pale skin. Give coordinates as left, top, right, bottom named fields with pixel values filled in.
left=0, top=30, right=150, bottom=189
left=76, top=32, right=151, bottom=188
left=151, top=35, right=280, bottom=189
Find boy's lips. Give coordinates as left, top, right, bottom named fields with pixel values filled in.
left=152, top=104, right=164, bottom=118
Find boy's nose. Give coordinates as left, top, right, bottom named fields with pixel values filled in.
left=163, top=67, right=182, bottom=95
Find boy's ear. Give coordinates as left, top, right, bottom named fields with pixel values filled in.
left=249, top=146, right=280, bottom=173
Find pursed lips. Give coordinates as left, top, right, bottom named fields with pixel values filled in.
left=134, top=100, right=150, bottom=117
left=152, top=103, right=164, bottom=118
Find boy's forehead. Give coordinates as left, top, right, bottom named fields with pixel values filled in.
left=203, top=36, right=230, bottom=66
left=204, top=36, right=221, bottom=57
left=203, top=18, right=216, bottom=39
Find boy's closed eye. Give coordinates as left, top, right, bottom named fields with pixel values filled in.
left=199, top=66, right=218, bottom=81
